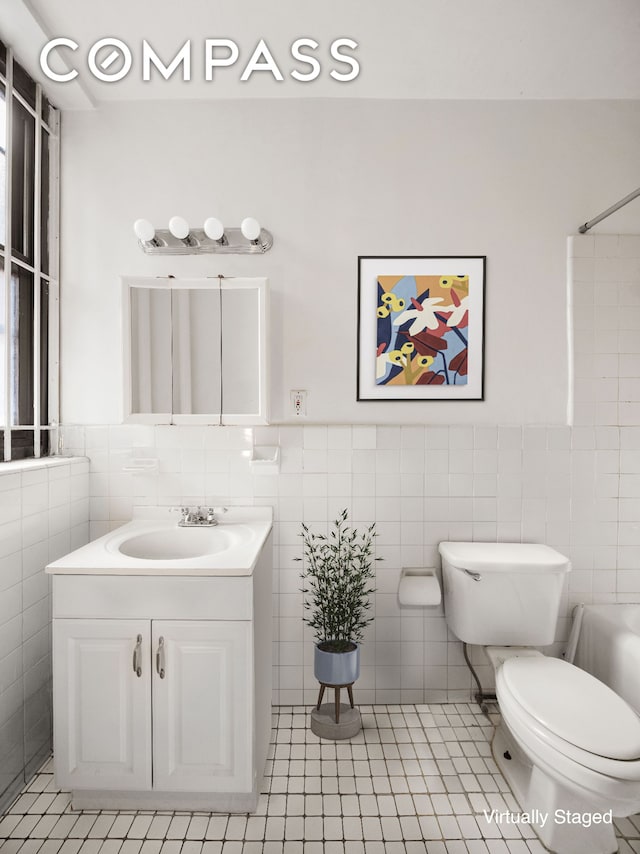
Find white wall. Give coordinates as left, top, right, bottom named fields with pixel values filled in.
left=57, top=96, right=640, bottom=706
left=60, top=99, right=640, bottom=425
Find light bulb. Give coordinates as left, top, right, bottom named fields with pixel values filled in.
left=203, top=217, right=225, bottom=241
left=241, top=217, right=261, bottom=242
left=133, top=219, right=155, bottom=242
left=169, top=216, right=190, bottom=240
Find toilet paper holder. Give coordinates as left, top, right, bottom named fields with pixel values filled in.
left=397, top=567, right=442, bottom=607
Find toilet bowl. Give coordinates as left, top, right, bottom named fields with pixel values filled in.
left=492, top=652, right=640, bottom=853
left=498, top=653, right=640, bottom=792
left=439, top=541, right=640, bottom=854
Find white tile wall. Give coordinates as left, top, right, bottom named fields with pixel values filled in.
left=0, top=458, right=89, bottom=813
left=572, top=233, right=640, bottom=426
left=60, top=419, right=637, bottom=708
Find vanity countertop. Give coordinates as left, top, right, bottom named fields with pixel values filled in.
left=46, top=506, right=273, bottom=577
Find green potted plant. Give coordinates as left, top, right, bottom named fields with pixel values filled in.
left=298, top=509, right=378, bottom=717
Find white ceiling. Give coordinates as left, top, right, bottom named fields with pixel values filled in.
left=3, top=0, right=640, bottom=108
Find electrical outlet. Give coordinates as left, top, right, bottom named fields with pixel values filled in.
left=290, top=389, right=307, bottom=416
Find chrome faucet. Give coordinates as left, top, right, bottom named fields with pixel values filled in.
left=176, top=506, right=219, bottom=527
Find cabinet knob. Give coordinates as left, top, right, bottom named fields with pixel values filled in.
left=156, top=636, right=166, bottom=679
left=133, top=634, right=143, bottom=677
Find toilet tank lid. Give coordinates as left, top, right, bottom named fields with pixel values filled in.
left=438, top=542, right=570, bottom=573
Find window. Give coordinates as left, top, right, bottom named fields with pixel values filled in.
left=0, top=41, right=59, bottom=461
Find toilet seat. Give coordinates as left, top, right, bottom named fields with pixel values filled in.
left=501, top=656, right=640, bottom=760
left=497, top=658, right=640, bottom=784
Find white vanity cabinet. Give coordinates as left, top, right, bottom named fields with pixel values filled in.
left=48, top=521, right=272, bottom=813
left=53, top=618, right=251, bottom=796
left=151, top=620, right=251, bottom=794
left=53, top=619, right=152, bottom=791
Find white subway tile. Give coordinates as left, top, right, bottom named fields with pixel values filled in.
left=327, top=473, right=351, bottom=498
left=620, top=378, right=640, bottom=401
left=109, top=497, right=133, bottom=521
left=352, top=450, right=376, bottom=474
left=617, top=569, right=640, bottom=593
left=472, top=499, right=497, bottom=522
left=302, top=474, right=328, bottom=498
left=473, top=451, right=497, bottom=474
left=22, top=573, right=48, bottom=612
left=448, top=474, right=473, bottom=497
left=572, top=257, right=595, bottom=282
left=0, top=582, right=22, bottom=628
left=496, top=522, right=522, bottom=541
left=375, top=450, right=400, bottom=475
left=594, top=234, right=620, bottom=258
left=21, top=541, right=48, bottom=580
left=425, top=427, right=449, bottom=450
left=618, top=305, right=640, bottom=330
left=276, top=496, right=303, bottom=522
left=70, top=524, right=89, bottom=551
left=303, top=497, right=327, bottom=521
left=349, top=426, right=375, bottom=449
left=376, top=474, right=401, bottom=496
left=0, top=491, right=22, bottom=526
left=21, top=596, right=48, bottom=643
left=276, top=426, right=303, bottom=450
left=594, top=402, right=619, bottom=425
left=400, top=426, right=424, bottom=449
left=618, top=330, right=640, bottom=354
left=323, top=425, right=350, bottom=449
left=620, top=402, right=640, bottom=425
left=377, top=427, right=401, bottom=449
left=619, top=522, right=640, bottom=546
left=303, top=426, right=327, bottom=450
left=473, top=427, right=497, bottom=449
left=445, top=521, right=473, bottom=541
left=302, top=450, right=328, bottom=473
left=352, top=473, right=375, bottom=497
left=473, top=522, right=498, bottom=541
left=47, top=464, right=70, bottom=483
left=497, top=426, right=522, bottom=450
left=619, top=282, right=640, bottom=306
left=570, top=235, right=594, bottom=258
left=448, top=450, right=473, bottom=475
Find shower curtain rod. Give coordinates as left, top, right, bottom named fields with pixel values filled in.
left=578, top=186, right=640, bottom=233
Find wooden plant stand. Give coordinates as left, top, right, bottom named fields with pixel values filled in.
left=316, top=682, right=354, bottom=724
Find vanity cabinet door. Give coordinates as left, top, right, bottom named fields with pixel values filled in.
left=151, top=620, right=252, bottom=792
left=53, top=619, right=152, bottom=791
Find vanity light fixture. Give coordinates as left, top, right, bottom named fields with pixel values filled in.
left=240, top=216, right=261, bottom=244
left=203, top=217, right=228, bottom=245
left=168, top=216, right=197, bottom=247
left=133, top=215, right=273, bottom=255
left=133, top=219, right=163, bottom=248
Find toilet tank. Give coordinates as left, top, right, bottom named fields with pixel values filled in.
left=439, top=542, right=571, bottom=646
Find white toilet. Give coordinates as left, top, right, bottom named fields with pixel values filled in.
left=439, top=541, right=640, bottom=854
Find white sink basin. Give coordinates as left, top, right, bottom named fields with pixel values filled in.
left=45, top=507, right=273, bottom=576
left=117, top=526, right=239, bottom=560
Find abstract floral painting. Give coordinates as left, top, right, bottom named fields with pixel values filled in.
left=376, top=274, right=469, bottom=387
left=357, top=257, right=485, bottom=400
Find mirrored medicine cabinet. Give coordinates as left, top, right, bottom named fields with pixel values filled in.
left=123, top=277, right=269, bottom=425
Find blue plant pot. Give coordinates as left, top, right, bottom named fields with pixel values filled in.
left=314, top=642, right=360, bottom=685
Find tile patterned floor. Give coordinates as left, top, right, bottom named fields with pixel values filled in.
left=0, top=704, right=639, bottom=854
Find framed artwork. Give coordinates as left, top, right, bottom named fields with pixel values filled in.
left=357, top=256, right=486, bottom=401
